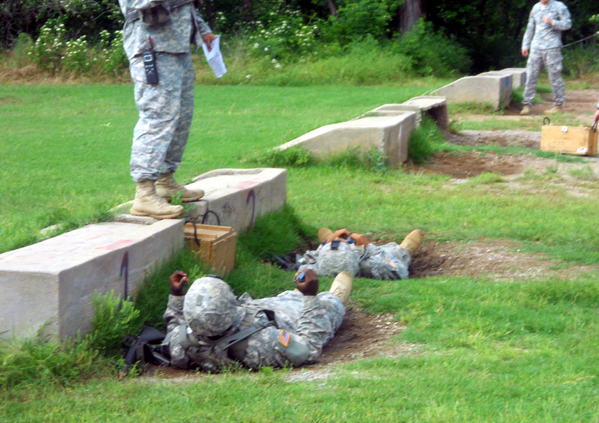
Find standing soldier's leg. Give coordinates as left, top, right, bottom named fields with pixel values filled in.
left=522, top=50, right=544, bottom=106
left=129, top=53, right=185, bottom=219
left=155, top=53, right=204, bottom=202
left=546, top=48, right=566, bottom=106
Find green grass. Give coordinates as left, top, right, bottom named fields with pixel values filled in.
left=3, top=83, right=599, bottom=422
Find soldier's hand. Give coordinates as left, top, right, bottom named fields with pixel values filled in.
left=202, top=33, right=218, bottom=51
left=350, top=233, right=370, bottom=246
left=327, top=228, right=350, bottom=242
left=169, top=271, right=189, bottom=296
left=542, top=16, right=552, bottom=25
left=522, top=49, right=529, bottom=58
left=294, top=269, right=319, bottom=296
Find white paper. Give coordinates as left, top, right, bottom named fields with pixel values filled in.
left=202, top=36, right=227, bottom=78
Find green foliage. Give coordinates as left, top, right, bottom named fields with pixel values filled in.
left=86, top=291, right=141, bottom=357
left=237, top=205, right=313, bottom=260
left=0, top=333, right=98, bottom=389
left=408, top=116, right=443, bottom=164
left=394, top=20, right=472, bottom=77
left=323, top=0, right=397, bottom=45
left=255, top=147, right=314, bottom=168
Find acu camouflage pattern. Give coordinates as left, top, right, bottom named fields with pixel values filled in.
left=183, top=277, right=238, bottom=336
left=523, top=48, right=566, bottom=106
left=521, top=0, right=571, bottom=106
left=118, top=0, right=212, bottom=59
left=129, top=52, right=195, bottom=181
left=119, top=0, right=212, bottom=182
left=300, top=241, right=411, bottom=280
left=162, top=279, right=345, bottom=371
left=522, top=0, right=571, bottom=51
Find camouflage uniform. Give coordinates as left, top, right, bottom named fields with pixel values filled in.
left=299, top=241, right=411, bottom=280
left=162, top=277, right=345, bottom=371
left=521, top=0, right=572, bottom=106
left=118, top=0, right=212, bottom=182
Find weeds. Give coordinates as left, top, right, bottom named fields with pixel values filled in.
left=408, top=116, right=444, bottom=164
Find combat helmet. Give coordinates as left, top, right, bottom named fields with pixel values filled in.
left=183, top=277, right=239, bottom=337
left=316, top=240, right=360, bottom=277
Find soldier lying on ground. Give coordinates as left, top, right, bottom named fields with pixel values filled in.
left=160, top=268, right=352, bottom=372
left=298, top=228, right=423, bottom=280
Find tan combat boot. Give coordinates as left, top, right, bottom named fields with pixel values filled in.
left=318, top=228, right=334, bottom=243
left=155, top=171, right=204, bottom=202
left=520, top=105, right=532, bottom=116
left=130, top=179, right=185, bottom=219
left=400, top=229, right=424, bottom=256
left=329, top=271, right=353, bottom=304
left=546, top=104, right=563, bottom=114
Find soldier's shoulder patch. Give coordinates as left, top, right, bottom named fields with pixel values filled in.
left=279, top=330, right=291, bottom=347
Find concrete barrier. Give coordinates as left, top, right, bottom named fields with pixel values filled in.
left=0, top=220, right=183, bottom=339
left=116, top=168, right=287, bottom=234
left=500, top=68, right=527, bottom=89
left=357, top=97, right=448, bottom=129
left=433, top=75, right=513, bottom=110
left=278, top=112, right=418, bottom=167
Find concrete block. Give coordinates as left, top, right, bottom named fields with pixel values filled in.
left=357, top=97, right=448, bottom=129
left=278, top=113, right=418, bottom=167
left=115, top=168, right=288, bottom=234
left=433, top=75, right=513, bottom=110
left=0, top=220, right=183, bottom=339
left=500, top=68, right=527, bottom=89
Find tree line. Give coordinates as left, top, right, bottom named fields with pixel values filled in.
left=2, top=0, right=598, bottom=72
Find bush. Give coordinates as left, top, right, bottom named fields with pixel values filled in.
left=394, top=20, right=472, bottom=77
left=408, top=116, right=443, bottom=164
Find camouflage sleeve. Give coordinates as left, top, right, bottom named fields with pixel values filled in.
left=242, top=296, right=334, bottom=368
left=163, top=294, right=186, bottom=333
left=192, top=8, right=212, bottom=36
left=294, top=295, right=334, bottom=363
left=551, top=3, right=571, bottom=32
left=522, top=11, right=536, bottom=50
left=126, top=0, right=169, bottom=10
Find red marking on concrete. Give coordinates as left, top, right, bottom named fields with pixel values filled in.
left=96, top=239, right=135, bottom=251
left=231, top=181, right=259, bottom=190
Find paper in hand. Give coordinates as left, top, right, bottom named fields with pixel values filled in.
left=202, top=36, right=227, bottom=78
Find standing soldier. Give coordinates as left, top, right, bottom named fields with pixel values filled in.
left=520, top=0, right=571, bottom=116
left=118, top=0, right=217, bottom=219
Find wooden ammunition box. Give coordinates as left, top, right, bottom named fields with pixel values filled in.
left=541, top=124, right=598, bottom=156
left=184, top=223, right=237, bottom=275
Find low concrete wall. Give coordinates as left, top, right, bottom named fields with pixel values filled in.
left=0, top=220, right=183, bottom=339
left=433, top=75, right=513, bottom=110
left=278, top=112, right=418, bottom=167
left=366, top=97, right=448, bottom=129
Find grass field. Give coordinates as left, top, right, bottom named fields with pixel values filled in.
left=2, top=82, right=599, bottom=422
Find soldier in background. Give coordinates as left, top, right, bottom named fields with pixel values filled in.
left=298, top=228, right=423, bottom=280
left=118, top=0, right=217, bottom=219
left=520, top=0, right=571, bottom=116
left=161, top=269, right=352, bottom=371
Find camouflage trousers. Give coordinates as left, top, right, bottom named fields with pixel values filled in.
left=522, top=48, right=565, bottom=106
left=129, top=52, right=195, bottom=182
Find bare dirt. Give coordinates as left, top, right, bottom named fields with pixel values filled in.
left=141, top=90, right=599, bottom=381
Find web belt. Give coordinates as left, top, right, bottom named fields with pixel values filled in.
left=126, top=0, right=195, bottom=25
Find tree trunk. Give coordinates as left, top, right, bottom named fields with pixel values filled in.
left=398, top=0, right=423, bottom=34
left=326, top=0, right=337, bottom=17
left=242, top=0, right=253, bottom=23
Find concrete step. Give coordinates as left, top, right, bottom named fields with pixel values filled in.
left=433, top=74, right=513, bottom=110
left=363, top=96, right=448, bottom=129
left=116, top=168, right=287, bottom=234
left=278, top=113, right=418, bottom=167
left=0, top=220, right=183, bottom=339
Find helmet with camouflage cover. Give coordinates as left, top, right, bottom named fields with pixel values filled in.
left=183, top=277, right=239, bottom=337
left=316, top=240, right=360, bottom=277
